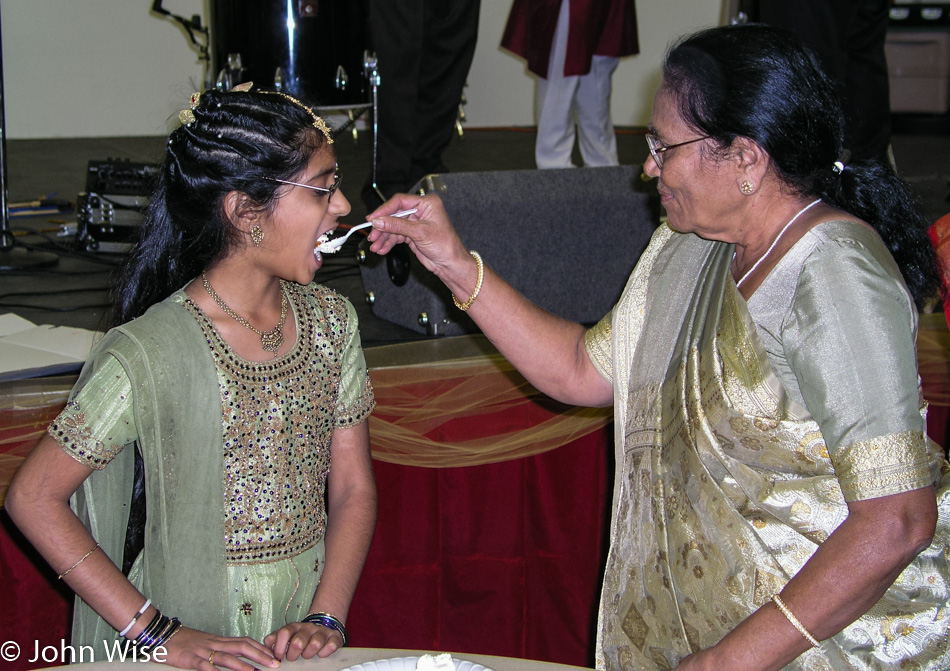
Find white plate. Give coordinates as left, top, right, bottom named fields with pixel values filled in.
left=340, top=657, right=494, bottom=671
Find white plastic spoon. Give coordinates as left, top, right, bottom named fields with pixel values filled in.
left=316, top=208, right=418, bottom=254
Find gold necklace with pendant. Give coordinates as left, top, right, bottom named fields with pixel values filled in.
left=202, top=274, right=288, bottom=357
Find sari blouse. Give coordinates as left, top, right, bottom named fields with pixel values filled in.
left=585, top=221, right=950, bottom=670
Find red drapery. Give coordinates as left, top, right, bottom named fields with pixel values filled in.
left=347, top=430, right=610, bottom=666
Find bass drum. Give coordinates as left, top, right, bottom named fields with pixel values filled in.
left=209, top=0, right=372, bottom=107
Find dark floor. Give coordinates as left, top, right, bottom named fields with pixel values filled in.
left=1, top=119, right=949, bottom=350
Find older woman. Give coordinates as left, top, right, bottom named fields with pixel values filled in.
left=365, top=23, right=950, bottom=671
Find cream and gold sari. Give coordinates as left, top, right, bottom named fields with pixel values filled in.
left=586, top=223, right=950, bottom=670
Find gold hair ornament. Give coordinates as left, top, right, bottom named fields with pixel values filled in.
left=259, top=90, right=334, bottom=144
left=176, top=82, right=257, bottom=127
left=178, top=91, right=201, bottom=125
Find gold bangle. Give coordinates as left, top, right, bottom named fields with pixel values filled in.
left=452, top=250, right=483, bottom=312
left=772, top=593, right=821, bottom=648
left=58, top=543, right=100, bottom=580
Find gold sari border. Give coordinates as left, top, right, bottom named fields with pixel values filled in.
left=585, top=313, right=613, bottom=384
left=833, top=430, right=934, bottom=501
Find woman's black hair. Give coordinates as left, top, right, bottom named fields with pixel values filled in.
left=110, top=88, right=331, bottom=327
left=662, top=23, right=940, bottom=309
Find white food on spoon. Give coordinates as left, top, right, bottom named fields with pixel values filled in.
left=415, top=653, right=455, bottom=671
left=314, top=231, right=333, bottom=256
left=316, top=223, right=371, bottom=254
left=316, top=209, right=418, bottom=255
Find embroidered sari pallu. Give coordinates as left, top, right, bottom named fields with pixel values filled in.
left=593, top=228, right=950, bottom=670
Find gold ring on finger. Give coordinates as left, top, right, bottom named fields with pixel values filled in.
left=208, top=651, right=216, bottom=665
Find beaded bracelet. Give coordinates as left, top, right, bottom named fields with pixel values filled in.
left=452, top=250, right=483, bottom=312
left=302, top=612, right=349, bottom=647
left=772, top=594, right=820, bottom=648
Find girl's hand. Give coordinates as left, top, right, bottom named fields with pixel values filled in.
left=157, top=626, right=280, bottom=671
left=265, top=622, right=344, bottom=661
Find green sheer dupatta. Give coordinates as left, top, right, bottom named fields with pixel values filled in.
left=71, top=291, right=228, bottom=648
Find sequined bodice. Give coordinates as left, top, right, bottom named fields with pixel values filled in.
left=184, top=282, right=344, bottom=564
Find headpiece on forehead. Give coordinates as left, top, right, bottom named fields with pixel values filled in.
left=258, top=89, right=334, bottom=144
left=176, top=82, right=334, bottom=144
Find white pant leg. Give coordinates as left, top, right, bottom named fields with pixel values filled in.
left=575, top=54, right=620, bottom=167
left=535, top=0, right=579, bottom=169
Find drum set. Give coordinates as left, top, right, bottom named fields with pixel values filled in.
left=155, top=0, right=383, bottom=192
left=209, top=1, right=375, bottom=109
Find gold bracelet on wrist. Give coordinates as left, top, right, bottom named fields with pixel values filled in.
left=452, top=250, right=483, bottom=312
left=58, top=543, right=100, bottom=580
left=772, top=593, right=821, bottom=648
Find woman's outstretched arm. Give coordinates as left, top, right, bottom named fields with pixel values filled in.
left=366, top=194, right=613, bottom=408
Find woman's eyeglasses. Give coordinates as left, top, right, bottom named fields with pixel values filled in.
left=645, top=133, right=709, bottom=169
left=265, top=173, right=342, bottom=200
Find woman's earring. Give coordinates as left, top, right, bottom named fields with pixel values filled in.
left=251, top=225, right=264, bottom=247
left=739, top=180, right=755, bottom=195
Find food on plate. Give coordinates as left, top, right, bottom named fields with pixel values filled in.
left=415, top=653, right=455, bottom=671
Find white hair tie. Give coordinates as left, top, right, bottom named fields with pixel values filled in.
left=832, top=149, right=851, bottom=175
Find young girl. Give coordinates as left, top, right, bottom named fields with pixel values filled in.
left=7, top=86, right=377, bottom=671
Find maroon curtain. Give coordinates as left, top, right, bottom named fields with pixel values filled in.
left=348, top=428, right=611, bottom=667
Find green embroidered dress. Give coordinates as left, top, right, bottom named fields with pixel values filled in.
left=49, top=282, right=375, bottom=646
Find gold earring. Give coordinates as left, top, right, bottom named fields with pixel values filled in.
left=251, top=225, right=264, bottom=247
left=739, top=180, right=755, bottom=195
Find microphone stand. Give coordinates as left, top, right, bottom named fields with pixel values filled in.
left=0, top=0, right=58, bottom=270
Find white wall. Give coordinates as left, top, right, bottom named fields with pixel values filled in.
left=2, top=0, right=207, bottom=138
left=2, top=0, right=725, bottom=139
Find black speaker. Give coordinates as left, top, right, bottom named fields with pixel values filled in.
left=357, top=165, right=660, bottom=336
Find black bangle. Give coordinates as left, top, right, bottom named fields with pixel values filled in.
left=129, top=609, right=181, bottom=652
left=129, top=609, right=163, bottom=643
left=302, top=612, right=348, bottom=647
left=150, top=617, right=182, bottom=651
